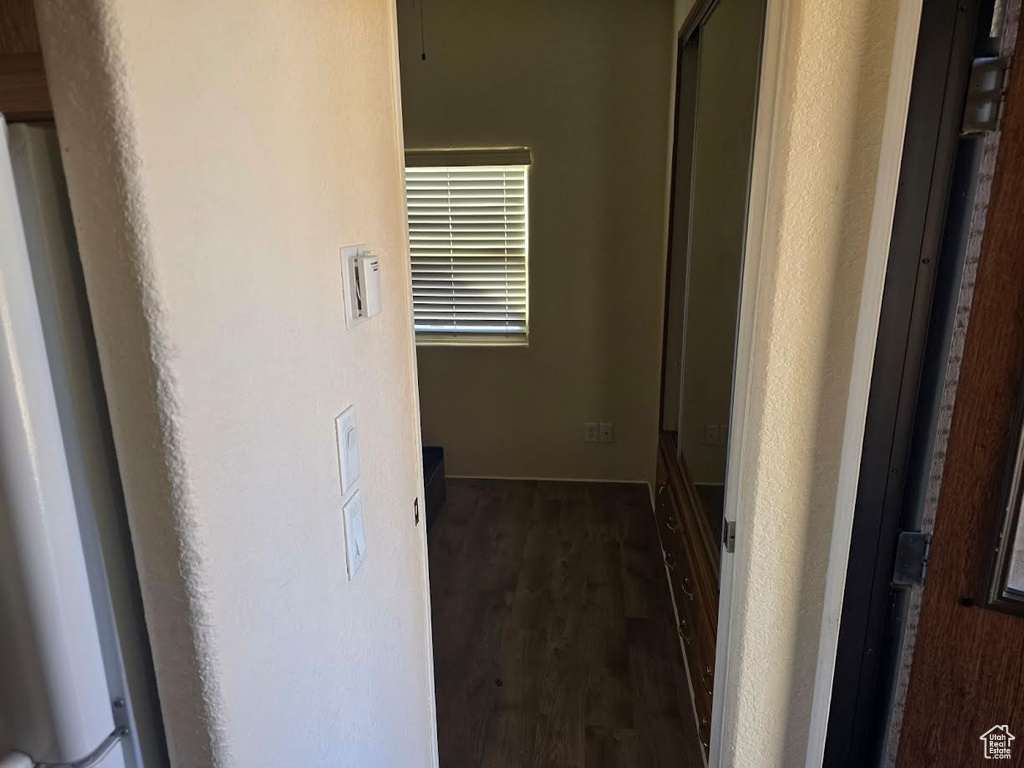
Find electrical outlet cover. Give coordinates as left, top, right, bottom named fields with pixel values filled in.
left=704, top=424, right=719, bottom=446
left=343, top=490, right=368, bottom=579
left=585, top=423, right=599, bottom=443
left=599, top=422, right=614, bottom=443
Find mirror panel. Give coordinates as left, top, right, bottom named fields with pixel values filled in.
left=676, top=0, right=764, bottom=533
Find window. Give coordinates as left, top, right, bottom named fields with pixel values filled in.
left=405, top=148, right=531, bottom=345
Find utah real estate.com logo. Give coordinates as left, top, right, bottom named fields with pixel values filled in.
left=980, top=725, right=1015, bottom=759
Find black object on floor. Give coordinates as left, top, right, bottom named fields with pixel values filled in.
left=422, top=446, right=446, bottom=528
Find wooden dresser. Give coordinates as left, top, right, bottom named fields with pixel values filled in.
left=654, top=430, right=720, bottom=758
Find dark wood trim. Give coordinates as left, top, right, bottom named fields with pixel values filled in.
left=983, top=384, right=1024, bottom=616
left=0, top=0, right=41, bottom=52
left=0, top=0, right=52, bottom=122
left=895, top=17, right=1024, bottom=766
left=0, top=51, right=52, bottom=122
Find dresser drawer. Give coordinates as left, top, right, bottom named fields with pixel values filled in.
left=656, top=503, right=684, bottom=561
left=697, top=709, right=712, bottom=757
left=675, top=608, right=698, bottom=652
left=677, top=558, right=716, bottom=725
left=653, top=483, right=684, bottom=559
left=653, top=431, right=720, bottom=762
left=667, top=530, right=700, bottom=611
left=680, top=602, right=714, bottom=759
left=693, top=608, right=716, bottom=713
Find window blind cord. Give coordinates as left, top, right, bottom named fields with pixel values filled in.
left=419, top=0, right=428, bottom=60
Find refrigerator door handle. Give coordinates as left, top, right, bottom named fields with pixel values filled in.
left=28, top=726, right=129, bottom=768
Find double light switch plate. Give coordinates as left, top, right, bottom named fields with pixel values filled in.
left=336, top=405, right=366, bottom=578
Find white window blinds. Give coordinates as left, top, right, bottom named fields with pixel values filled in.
left=405, top=149, right=530, bottom=344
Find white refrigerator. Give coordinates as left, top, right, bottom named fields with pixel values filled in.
left=0, top=120, right=164, bottom=768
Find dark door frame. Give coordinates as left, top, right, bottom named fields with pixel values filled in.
left=824, top=0, right=1000, bottom=764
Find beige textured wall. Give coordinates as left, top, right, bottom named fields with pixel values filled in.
left=719, top=0, right=903, bottom=764
left=678, top=0, right=764, bottom=485
left=397, top=0, right=673, bottom=482
left=35, top=1, right=437, bottom=766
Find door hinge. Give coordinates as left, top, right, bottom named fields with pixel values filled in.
left=892, top=531, right=931, bottom=587
left=723, top=519, right=736, bottom=554
left=962, top=55, right=1012, bottom=135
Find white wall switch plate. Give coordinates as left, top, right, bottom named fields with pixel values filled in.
left=599, top=422, right=614, bottom=443
left=341, top=245, right=382, bottom=329
left=343, top=490, right=368, bottom=579
left=335, top=405, right=359, bottom=494
left=585, top=422, right=599, bottom=443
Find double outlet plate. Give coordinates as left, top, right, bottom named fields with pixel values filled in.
left=585, top=422, right=614, bottom=444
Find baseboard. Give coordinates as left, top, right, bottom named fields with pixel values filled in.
left=446, top=474, right=649, bottom=485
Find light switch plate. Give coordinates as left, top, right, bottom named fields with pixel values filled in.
left=335, top=405, right=359, bottom=494
left=343, top=490, right=368, bottom=579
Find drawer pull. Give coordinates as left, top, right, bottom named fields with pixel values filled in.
left=702, top=665, right=714, bottom=695
left=665, top=516, right=678, bottom=532
left=664, top=552, right=676, bottom=570
left=699, top=716, right=710, bottom=750
left=678, top=618, right=693, bottom=644
left=657, top=484, right=667, bottom=497
left=681, top=576, right=695, bottom=598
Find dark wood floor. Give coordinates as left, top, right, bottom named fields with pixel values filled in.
left=428, top=479, right=703, bottom=768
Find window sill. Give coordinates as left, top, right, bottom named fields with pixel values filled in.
left=414, top=336, right=529, bottom=348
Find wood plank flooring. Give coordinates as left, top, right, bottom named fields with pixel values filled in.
left=428, top=479, right=703, bottom=768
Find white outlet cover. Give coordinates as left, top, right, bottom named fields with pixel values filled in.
left=599, top=422, right=614, bottom=443
left=343, top=490, right=368, bottom=579
left=335, top=405, right=359, bottom=494
left=704, top=424, right=719, bottom=446
left=585, top=422, right=599, bottom=443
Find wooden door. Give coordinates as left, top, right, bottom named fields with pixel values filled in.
left=895, top=21, right=1024, bottom=767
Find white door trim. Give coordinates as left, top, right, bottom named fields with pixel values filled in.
left=708, top=0, right=791, bottom=760
left=802, top=0, right=923, bottom=763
